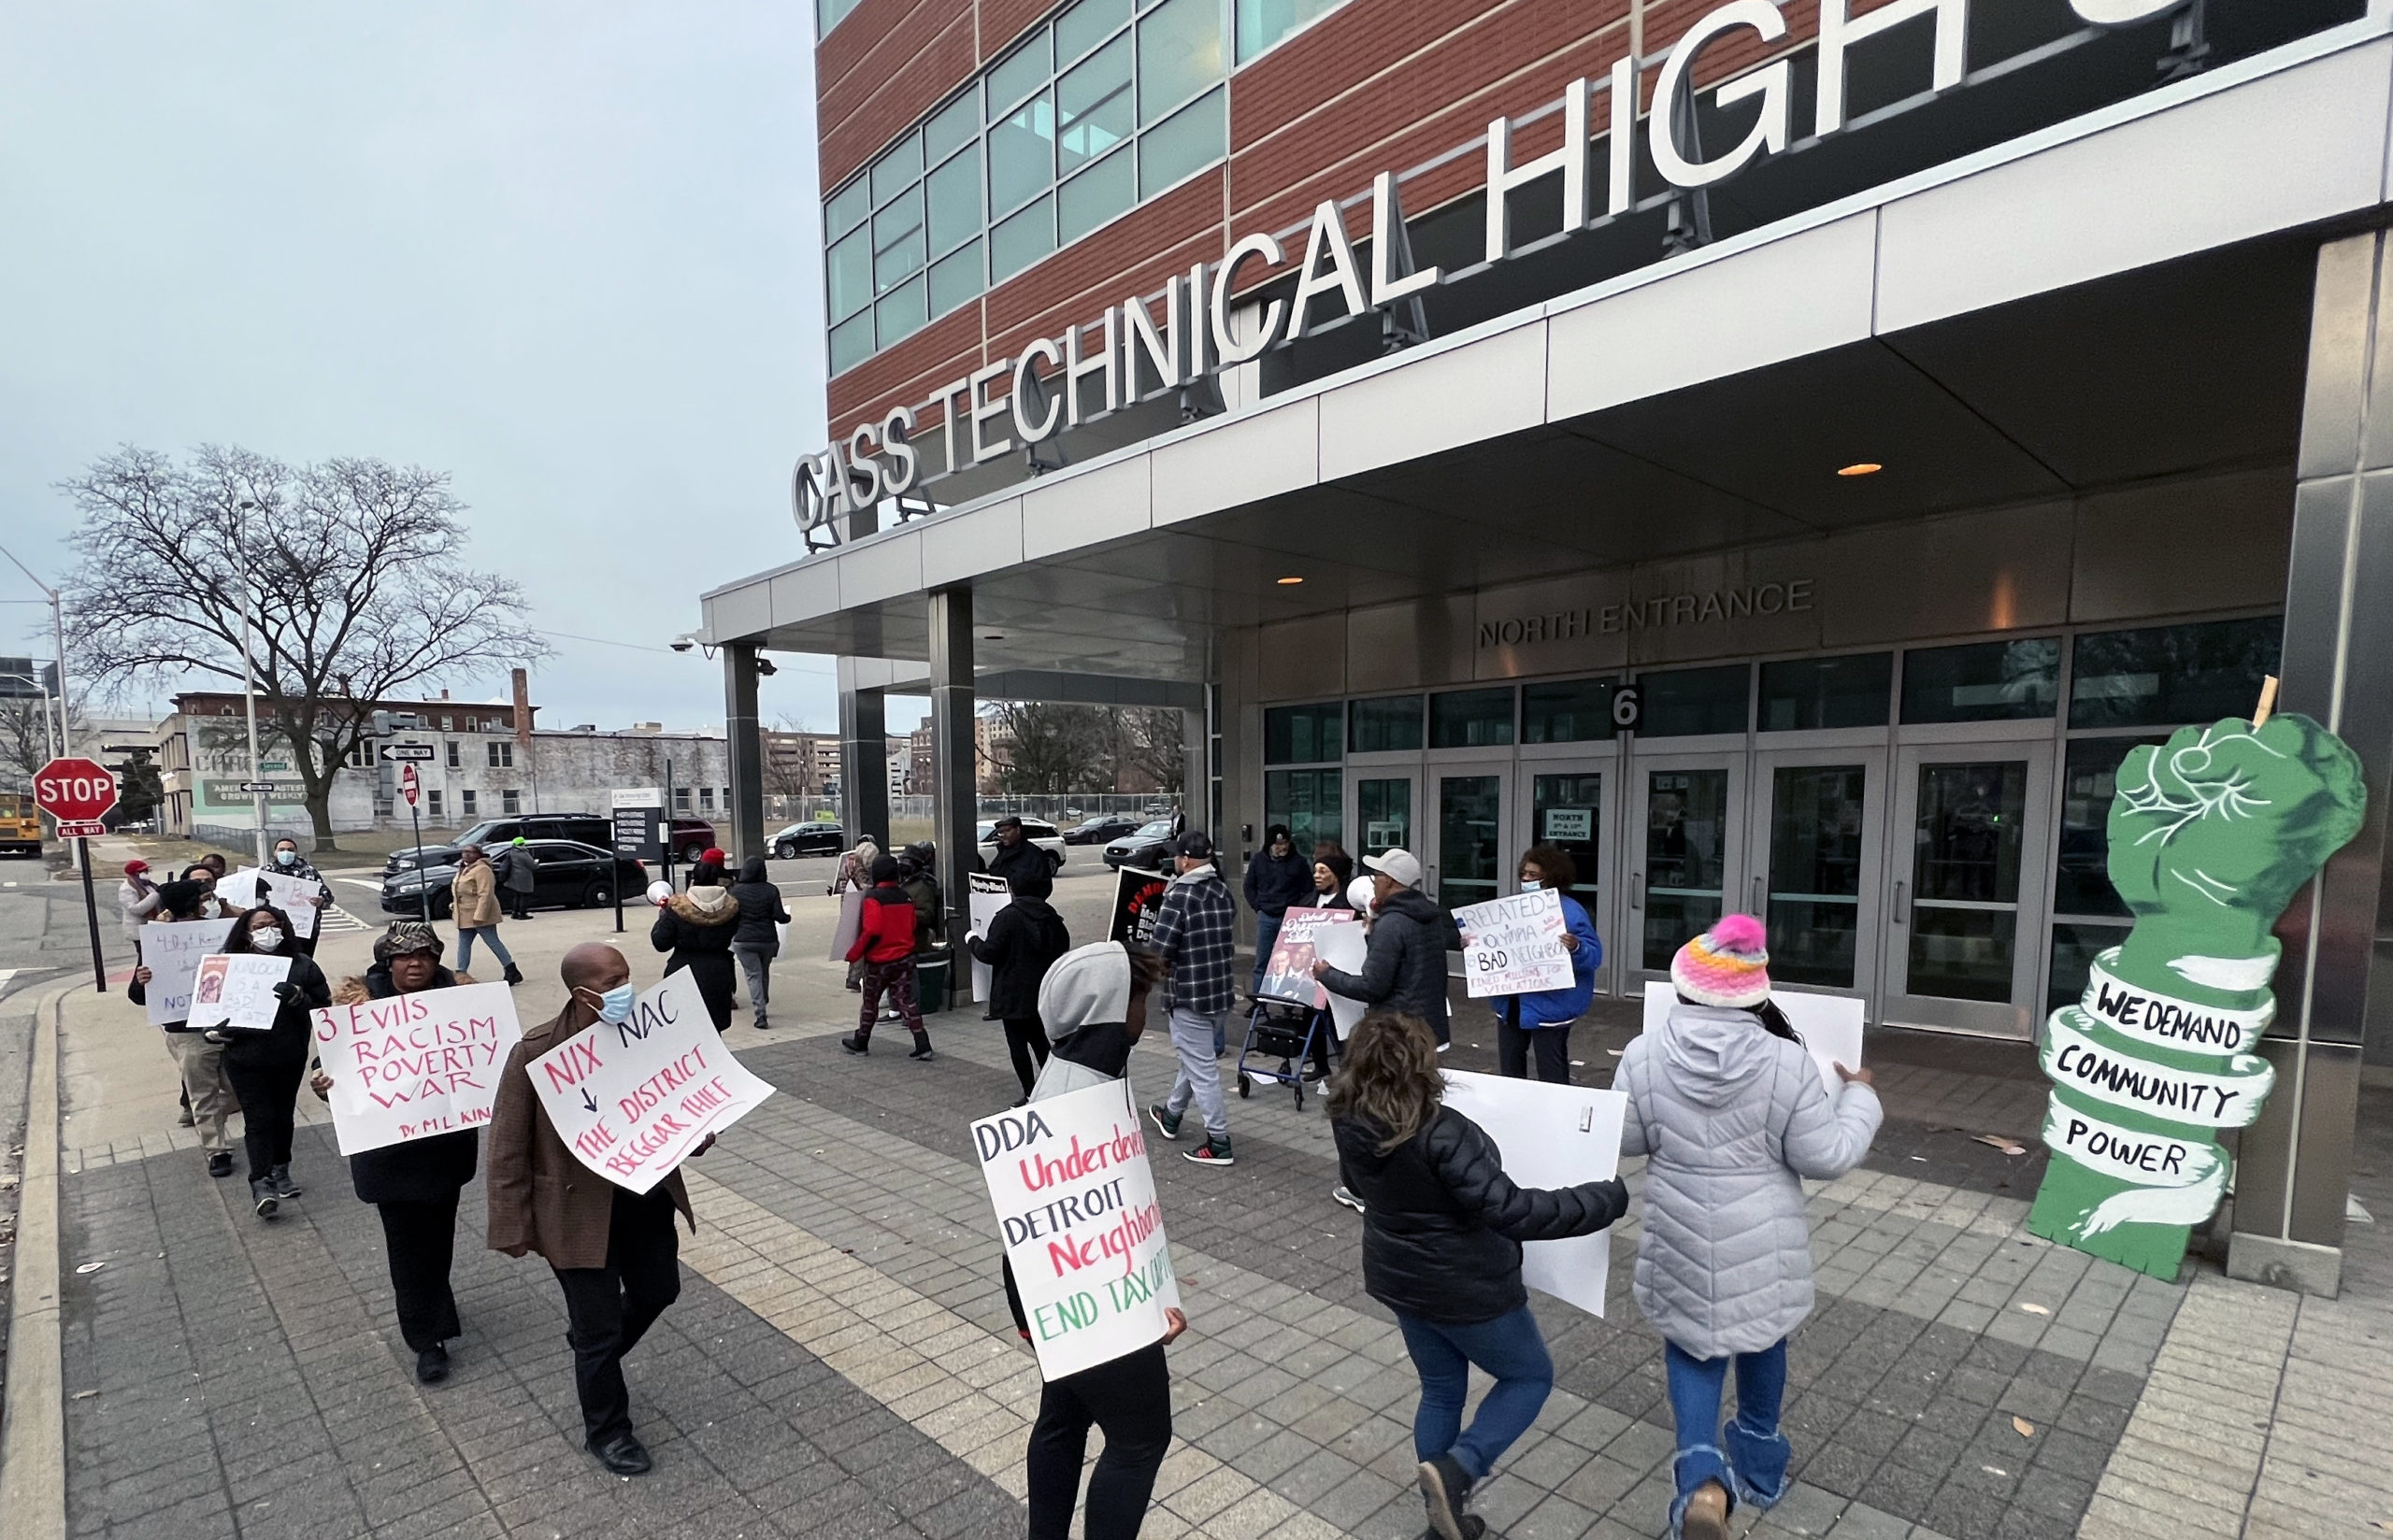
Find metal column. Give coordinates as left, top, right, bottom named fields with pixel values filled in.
left=838, top=657, right=889, bottom=849
left=2229, top=230, right=2393, bottom=1296
left=724, top=643, right=766, bottom=863
left=928, top=590, right=978, bottom=968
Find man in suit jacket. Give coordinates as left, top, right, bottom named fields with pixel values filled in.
left=486, top=943, right=702, bottom=1476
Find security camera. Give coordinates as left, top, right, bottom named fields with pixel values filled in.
left=669, top=637, right=695, bottom=653
left=756, top=658, right=778, bottom=677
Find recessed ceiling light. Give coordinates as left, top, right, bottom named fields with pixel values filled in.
left=1837, top=462, right=1883, bottom=478
left=1276, top=576, right=1305, bottom=585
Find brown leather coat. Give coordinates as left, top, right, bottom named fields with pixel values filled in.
left=484, top=1005, right=694, bottom=1268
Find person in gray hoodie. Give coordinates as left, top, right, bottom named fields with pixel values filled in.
left=1614, top=914, right=1882, bottom=1540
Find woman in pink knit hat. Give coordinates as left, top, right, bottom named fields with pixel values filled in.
left=1614, top=914, right=1883, bottom=1540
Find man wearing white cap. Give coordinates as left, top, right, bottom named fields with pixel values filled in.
left=1313, top=848, right=1462, bottom=1049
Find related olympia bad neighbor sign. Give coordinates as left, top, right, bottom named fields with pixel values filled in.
left=2026, top=705, right=2365, bottom=1279
left=792, top=0, right=2179, bottom=536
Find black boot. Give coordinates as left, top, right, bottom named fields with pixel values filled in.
left=269, top=1163, right=301, bottom=1199
left=840, top=1034, right=869, bottom=1054
left=503, top=963, right=524, bottom=986
left=908, top=1035, right=936, bottom=1062
left=249, top=1176, right=279, bottom=1218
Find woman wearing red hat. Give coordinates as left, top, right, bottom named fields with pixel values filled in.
left=116, top=860, right=160, bottom=943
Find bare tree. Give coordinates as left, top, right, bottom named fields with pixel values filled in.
left=0, top=693, right=83, bottom=792
left=982, top=703, right=1117, bottom=794
left=61, top=445, right=547, bottom=849
left=1115, top=708, right=1185, bottom=793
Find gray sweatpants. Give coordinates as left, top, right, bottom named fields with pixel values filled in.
left=731, top=944, right=773, bottom=1027
left=1162, top=1005, right=1230, bottom=1140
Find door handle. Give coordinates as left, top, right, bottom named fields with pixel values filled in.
left=1893, top=879, right=1908, bottom=924
left=1630, top=872, right=1642, bottom=908
left=1751, top=875, right=1763, bottom=914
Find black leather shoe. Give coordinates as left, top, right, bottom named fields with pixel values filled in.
left=415, top=1344, right=449, bottom=1384
left=207, top=1151, right=234, bottom=1178
left=588, top=1433, right=652, bottom=1476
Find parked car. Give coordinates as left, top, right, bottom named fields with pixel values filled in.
left=380, top=838, right=647, bottom=919
left=977, top=817, right=1067, bottom=874
left=383, top=812, right=712, bottom=874
left=1102, top=814, right=1184, bottom=871
left=1063, top=813, right=1141, bottom=845
left=771, top=820, right=847, bottom=859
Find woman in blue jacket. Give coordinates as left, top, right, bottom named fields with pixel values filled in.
left=1483, top=843, right=1600, bottom=1084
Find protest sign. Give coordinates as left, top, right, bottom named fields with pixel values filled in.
left=139, top=919, right=240, bottom=1026
left=1313, top=919, right=1369, bottom=1039
left=189, top=954, right=292, bottom=1032
left=527, top=971, right=775, bottom=1194
left=829, top=889, right=864, bottom=962
left=1258, top=907, right=1356, bottom=1008
left=1439, top=1069, right=1626, bottom=1317
left=1107, top=866, right=1169, bottom=948
left=1455, top=888, right=1571, bottom=999
left=972, top=1077, right=1180, bottom=1381
left=313, top=981, right=523, bottom=1154
left=224, top=865, right=324, bottom=939
left=967, top=872, right=1011, bottom=1001
left=1640, top=981, right=1864, bottom=1102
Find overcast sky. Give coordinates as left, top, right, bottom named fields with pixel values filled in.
left=0, top=6, right=915, bottom=735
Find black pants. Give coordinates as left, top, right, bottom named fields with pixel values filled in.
left=509, top=890, right=533, bottom=919
left=1002, top=1017, right=1051, bottom=1095
left=378, top=1194, right=463, bottom=1351
left=1026, top=1342, right=1173, bottom=1540
left=1497, top=1018, right=1573, bottom=1084
left=223, top=1058, right=305, bottom=1180
left=552, top=1187, right=682, bottom=1446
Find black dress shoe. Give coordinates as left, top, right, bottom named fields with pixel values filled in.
left=207, top=1151, right=234, bottom=1178
left=588, top=1433, right=652, bottom=1476
left=415, top=1345, right=450, bottom=1384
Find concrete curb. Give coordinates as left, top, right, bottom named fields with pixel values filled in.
left=0, top=984, right=69, bottom=1540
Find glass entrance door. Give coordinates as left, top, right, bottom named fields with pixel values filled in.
left=1628, top=756, right=1744, bottom=984
left=1349, top=774, right=1414, bottom=863
left=1520, top=763, right=1610, bottom=995
left=1883, top=745, right=2053, bottom=1037
left=1431, top=763, right=1511, bottom=915
left=1748, top=748, right=1884, bottom=999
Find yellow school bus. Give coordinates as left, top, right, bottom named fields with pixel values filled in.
left=0, top=792, right=39, bottom=858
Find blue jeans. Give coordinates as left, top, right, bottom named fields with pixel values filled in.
left=455, top=925, right=513, bottom=975
left=1394, top=1305, right=1554, bottom=1482
left=1250, top=912, right=1282, bottom=997
left=1664, top=1338, right=1790, bottom=1532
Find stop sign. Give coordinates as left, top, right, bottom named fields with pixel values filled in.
left=33, top=757, right=119, bottom=822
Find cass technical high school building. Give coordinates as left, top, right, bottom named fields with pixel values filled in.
left=700, top=0, right=2393, bottom=1289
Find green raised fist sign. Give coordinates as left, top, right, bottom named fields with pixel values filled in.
left=2028, top=707, right=2365, bottom=1278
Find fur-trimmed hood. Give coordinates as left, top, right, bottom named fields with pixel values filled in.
left=666, top=886, right=738, bottom=925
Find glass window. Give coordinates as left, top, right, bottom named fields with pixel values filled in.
left=989, top=90, right=1055, bottom=215
left=876, top=276, right=928, bottom=347
left=1529, top=773, right=1600, bottom=876
left=819, top=0, right=866, bottom=36
left=925, top=151, right=982, bottom=255
left=1059, top=35, right=1134, bottom=174
left=1139, top=0, right=1223, bottom=122
left=870, top=132, right=923, bottom=207
left=1638, top=664, right=1750, bottom=737
left=1901, top=637, right=2060, bottom=723
left=990, top=196, right=1055, bottom=282
left=1058, top=0, right=1132, bottom=63
left=987, top=34, right=1053, bottom=119
left=1430, top=687, right=1514, bottom=749
left=1139, top=86, right=1225, bottom=197
left=830, top=311, right=874, bottom=374
left=1237, top=0, right=1344, bottom=60
left=2069, top=617, right=2282, bottom=729
left=1758, top=652, right=1891, bottom=732
left=872, top=185, right=925, bottom=290
left=924, top=92, right=978, bottom=161
left=1058, top=149, right=1135, bottom=242
left=1264, top=702, right=1342, bottom=764
left=1349, top=695, right=1424, bottom=754
left=2053, top=734, right=2168, bottom=917
left=2049, top=921, right=2132, bottom=1012
left=825, top=178, right=870, bottom=239
left=827, top=229, right=873, bottom=321
left=1521, top=678, right=1618, bottom=743
left=1265, top=768, right=1342, bottom=853
left=1354, top=777, right=1411, bottom=857
left=928, top=241, right=982, bottom=318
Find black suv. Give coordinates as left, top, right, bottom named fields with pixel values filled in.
left=384, top=812, right=714, bottom=874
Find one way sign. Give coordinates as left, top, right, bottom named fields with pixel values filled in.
left=380, top=743, right=437, bottom=763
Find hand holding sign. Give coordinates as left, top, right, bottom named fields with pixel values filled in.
left=313, top=982, right=523, bottom=1154
left=1454, top=889, right=1571, bottom=998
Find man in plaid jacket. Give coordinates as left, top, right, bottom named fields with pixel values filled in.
left=1146, top=830, right=1239, bottom=1167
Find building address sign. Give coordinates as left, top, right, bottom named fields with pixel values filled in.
left=1477, top=579, right=1816, bottom=649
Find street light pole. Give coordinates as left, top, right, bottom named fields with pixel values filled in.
left=0, top=545, right=71, bottom=760
left=233, top=502, right=270, bottom=866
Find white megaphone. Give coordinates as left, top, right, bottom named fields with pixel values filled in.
left=646, top=879, right=674, bottom=907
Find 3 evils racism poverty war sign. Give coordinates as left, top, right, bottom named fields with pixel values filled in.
left=2027, top=703, right=2366, bottom=1279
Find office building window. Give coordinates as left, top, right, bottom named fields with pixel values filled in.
left=501, top=789, right=522, bottom=816
left=818, top=0, right=866, bottom=37
left=1900, top=638, right=2060, bottom=724
left=1758, top=653, right=1892, bottom=732
left=1265, top=768, right=1341, bottom=853
left=460, top=789, right=478, bottom=817
left=2068, top=616, right=2281, bottom=729
left=445, top=741, right=461, bottom=769
left=1637, top=664, right=1751, bottom=737
left=1348, top=695, right=1424, bottom=754
left=675, top=787, right=693, bottom=813
left=1264, top=702, right=1342, bottom=764
left=1521, top=678, right=1618, bottom=743
left=1235, top=0, right=1347, bottom=61
left=699, top=786, right=716, bottom=811
left=824, top=0, right=1228, bottom=373
left=487, top=741, right=513, bottom=768
left=427, top=790, right=443, bottom=817
left=1430, top=687, right=1514, bottom=749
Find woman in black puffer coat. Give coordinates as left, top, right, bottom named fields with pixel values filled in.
left=215, top=903, right=332, bottom=1219
left=967, top=869, right=1072, bottom=1099
left=1330, top=1011, right=1627, bottom=1540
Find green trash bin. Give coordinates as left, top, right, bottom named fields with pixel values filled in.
left=916, top=951, right=951, bottom=1015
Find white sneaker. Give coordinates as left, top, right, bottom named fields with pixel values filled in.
left=1332, top=1185, right=1365, bottom=1213
left=1435, top=1041, right=1451, bottom=1055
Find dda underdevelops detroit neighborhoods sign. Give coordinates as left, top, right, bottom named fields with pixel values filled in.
left=792, top=0, right=2193, bottom=538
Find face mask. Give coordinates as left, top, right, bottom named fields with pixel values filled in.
left=589, top=983, right=637, bottom=1023
left=251, top=927, right=286, bottom=952
left=275, top=849, right=296, bottom=866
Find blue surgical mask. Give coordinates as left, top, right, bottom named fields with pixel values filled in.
left=592, top=984, right=637, bottom=1023
left=275, top=849, right=297, bottom=866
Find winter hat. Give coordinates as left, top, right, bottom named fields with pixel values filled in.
left=1670, top=913, right=1770, bottom=1008
left=1037, top=940, right=1132, bottom=1039
left=375, top=920, right=444, bottom=962
left=122, top=860, right=150, bottom=876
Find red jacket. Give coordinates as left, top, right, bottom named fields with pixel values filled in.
left=848, top=885, right=918, bottom=965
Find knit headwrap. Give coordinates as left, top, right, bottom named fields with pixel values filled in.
left=1670, top=912, right=1770, bottom=1008
left=375, top=921, right=444, bottom=962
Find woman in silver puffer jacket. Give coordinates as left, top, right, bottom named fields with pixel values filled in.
left=1616, top=913, right=1882, bottom=1540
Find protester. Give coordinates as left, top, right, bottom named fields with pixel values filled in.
left=651, top=858, right=739, bottom=1032
left=899, top=842, right=943, bottom=954
left=184, top=860, right=241, bottom=919
left=1314, top=848, right=1462, bottom=1049
left=1310, top=845, right=1355, bottom=912
left=981, top=815, right=1050, bottom=888
left=728, top=855, right=791, bottom=1031
left=116, top=859, right=159, bottom=942
left=487, top=943, right=705, bottom=1476
left=843, top=854, right=934, bottom=1059
left=1478, top=844, right=1601, bottom=1085
left=269, top=836, right=335, bottom=956
left=450, top=844, right=523, bottom=985
left=309, top=922, right=481, bottom=1384
left=1616, top=915, right=1882, bottom=1540
left=216, top=903, right=330, bottom=1218
left=1010, top=941, right=1188, bottom=1540
left=128, top=878, right=240, bottom=1176
left=832, top=836, right=881, bottom=991
left=1144, top=830, right=1238, bottom=1166
left=496, top=836, right=539, bottom=919
left=1242, top=823, right=1313, bottom=1001
left=966, top=868, right=1071, bottom=1100
left=1330, top=1010, right=1628, bottom=1540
